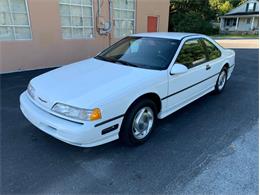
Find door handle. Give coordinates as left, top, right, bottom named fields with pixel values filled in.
left=206, top=64, right=211, bottom=70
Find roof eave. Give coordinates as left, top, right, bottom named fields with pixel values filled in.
left=220, top=12, right=259, bottom=17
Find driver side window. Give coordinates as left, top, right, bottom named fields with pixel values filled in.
left=176, top=39, right=207, bottom=69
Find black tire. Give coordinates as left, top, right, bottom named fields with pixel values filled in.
left=214, top=67, right=228, bottom=94
left=119, top=99, right=157, bottom=146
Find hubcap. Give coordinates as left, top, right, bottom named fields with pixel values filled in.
left=218, top=71, right=226, bottom=90
left=132, top=107, right=154, bottom=140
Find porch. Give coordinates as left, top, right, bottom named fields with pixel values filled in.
left=220, top=15, right=259, bottom=33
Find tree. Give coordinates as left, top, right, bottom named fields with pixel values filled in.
left=168, top=0, right=248, bottom=35
left=169, top=0, right=217, bottom=35
left=170, top=0, right=215, bottom=20
left=228, top=0, right=247, bottom=7
left=169, top=11, right=217, bottom=34
left=209, top=0, right=233, bottom=15
left=220, top=1, right=233, bottom=14
left=209, top=0, right=247, bottom=16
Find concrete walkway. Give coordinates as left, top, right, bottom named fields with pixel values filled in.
left=216, top=39, right=259, bottom=49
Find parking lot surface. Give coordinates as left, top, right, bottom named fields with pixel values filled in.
left=1, top=49, right=258, bottom=194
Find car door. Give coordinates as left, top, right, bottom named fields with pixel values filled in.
left=165, top=38, right=214, bottom=112
left=201, top=38, right=224, bottom=82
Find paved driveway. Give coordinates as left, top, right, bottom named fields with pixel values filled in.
left=1, top=49, right=258, bottom=194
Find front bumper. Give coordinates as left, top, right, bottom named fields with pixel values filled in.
left=20, top=92, right=123, bottom=147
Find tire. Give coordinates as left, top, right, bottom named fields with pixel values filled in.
left=119, top=99, right=157, bottom=146
left=214, top=67, right=228, bottom=94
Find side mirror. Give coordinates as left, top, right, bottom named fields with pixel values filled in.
left=170, top=63, right=188, bottom=75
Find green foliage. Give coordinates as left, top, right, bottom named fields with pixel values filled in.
left=209, top=0, right=232, bottom=15
left=169, top=0, right=246, bottom=34
left=209, top=0, right=247, bottom=15
left=169, top=0, right=217, bottom=35
left=170, top=0, right=215, bottom=20
left=169, top=11, right=218, bottom=35
left=228, top=0, right=247, bottom=7
left=219, top=1, right=233, bottom=14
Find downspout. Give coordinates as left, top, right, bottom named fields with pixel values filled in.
left=107, top=0, right=113, bottom=34
left=107, top=0, right=113, bottom=46
left=97, top=0, right=101, bottom=20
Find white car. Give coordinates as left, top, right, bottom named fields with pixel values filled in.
left=20, top=32, right=235, bottom=147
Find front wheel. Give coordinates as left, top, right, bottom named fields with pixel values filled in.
left=119, top=99, right=157, bottom=146
left=214, top=67, right=227, bottom=94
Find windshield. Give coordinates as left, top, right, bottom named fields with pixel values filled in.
left=95, top=36, right=180, bottom=70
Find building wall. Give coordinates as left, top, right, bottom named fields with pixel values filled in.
left=136, top=0, right=169, bottom=33
left=0, top=0, right=170, bottom=73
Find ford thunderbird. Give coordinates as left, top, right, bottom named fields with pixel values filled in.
left=20, top=32, right=235, bottom=147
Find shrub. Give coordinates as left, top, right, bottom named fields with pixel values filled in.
left=169, top=12, right=217, bottom=35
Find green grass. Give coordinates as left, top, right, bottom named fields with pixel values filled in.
left=211, top=34, right=259, bottom=39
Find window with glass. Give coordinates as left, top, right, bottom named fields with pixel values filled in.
left=202, top=39, right=221, bottom=61
left=59, top=0, right=94, bottom=39
left=176, top=39, right=207, bottom=68
left=113, top=0, right=136, bottom=38
left=225, top=18, right=236, bottom=27
left=0, top=0, right=32, bottom=41
left=247, top=2, right=256, bottom=12
left=95, top=36, right=180, bottom=70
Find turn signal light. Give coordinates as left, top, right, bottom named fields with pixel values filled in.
left=89, top=108, right=102, bottom=121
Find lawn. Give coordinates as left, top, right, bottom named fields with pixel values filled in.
left=212, top=34, right=259, bottom=39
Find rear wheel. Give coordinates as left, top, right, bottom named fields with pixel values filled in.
left=119, top=99, right=157, bottom=146
left=214, top=67, right=227, bottom=94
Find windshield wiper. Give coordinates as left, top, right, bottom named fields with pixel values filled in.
left=115, top=59, right=139, bottom=67
left=95, top=55, right=115, bottom=63
left=95, top=56, right=139, bottom=68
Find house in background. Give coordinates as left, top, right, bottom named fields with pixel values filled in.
left=220, top=0, right=259, bottom=34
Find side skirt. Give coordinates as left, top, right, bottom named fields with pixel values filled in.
left=158, top=86, right=215, bottom=119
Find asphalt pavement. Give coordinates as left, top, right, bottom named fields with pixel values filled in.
left=1, top=49, right=258, bottom=194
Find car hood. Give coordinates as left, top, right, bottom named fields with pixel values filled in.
left=30, top=58, right=161, bottom=108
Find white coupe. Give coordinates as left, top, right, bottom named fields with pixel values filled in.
left=20, top=32, right=235, bottom=147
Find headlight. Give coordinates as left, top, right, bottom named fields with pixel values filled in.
left=27, top=83, right=35, bottom=99
left=52, top=103, right=102, bottom=121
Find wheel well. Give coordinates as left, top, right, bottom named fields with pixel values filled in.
left=127, top=93, right=162, bottom=114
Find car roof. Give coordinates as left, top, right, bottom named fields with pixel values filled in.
left=130, top=32, right=204, bottom=40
